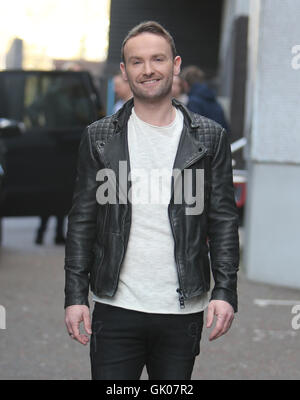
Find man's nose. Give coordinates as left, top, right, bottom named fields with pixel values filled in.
left=143, top=61, right=154, bottom=76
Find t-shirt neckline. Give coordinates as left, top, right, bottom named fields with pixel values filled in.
left=131, top=107, right=179, bottom=130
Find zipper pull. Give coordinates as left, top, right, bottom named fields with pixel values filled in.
left=176, top=288, right=185, bottom=309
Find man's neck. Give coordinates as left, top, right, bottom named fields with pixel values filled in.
left=133, top=96, right=176, bottom=127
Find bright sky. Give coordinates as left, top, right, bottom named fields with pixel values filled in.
left=0, top=0, right=111, bottom=69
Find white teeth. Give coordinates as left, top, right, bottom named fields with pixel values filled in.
left=142, top=79, right=158, bottom=84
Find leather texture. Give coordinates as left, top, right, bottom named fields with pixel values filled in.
left=64, top=98, right=239, bottom=312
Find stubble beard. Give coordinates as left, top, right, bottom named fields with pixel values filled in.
left=128, top=74, right=173, bottom=103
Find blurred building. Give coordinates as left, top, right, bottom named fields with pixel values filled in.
left=1, top=0, right=110, bottom=71
left=242, top=0, right=300, bottom=289
left=205, top=0, right=300, bottom=290
left=5, top=38, right=23, bottom=69
left=218, top=0, right=249, bottom=165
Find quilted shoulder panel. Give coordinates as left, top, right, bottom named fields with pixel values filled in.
left=86, top=109, right=226, bottom=160
left=87, top=115, right=116, bottom=145
left=190, top=112, right=224, bottom=157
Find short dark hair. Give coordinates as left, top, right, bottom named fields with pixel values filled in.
left=121, top=21, right=177, bottom=63
left=181, top=66, right=205, bottom=87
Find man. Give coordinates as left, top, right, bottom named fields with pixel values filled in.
left=181, top=65, right=229, bottom=131
left=64, top=21, right=239, bottom=380
left=113, top=71, right=133, bottom=113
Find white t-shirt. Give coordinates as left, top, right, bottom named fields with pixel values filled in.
left=93, top=107, right=209, bottom=314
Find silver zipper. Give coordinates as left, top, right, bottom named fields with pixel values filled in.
left=112, top=125, right=132, bottom=294
left=169, top=146, right=207, bottom=308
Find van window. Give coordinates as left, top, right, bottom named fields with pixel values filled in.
left=0, top=72, right=96, bottom=129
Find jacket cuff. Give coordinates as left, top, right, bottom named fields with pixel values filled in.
left=64, top=269, right=90, bottom=309
left=210, top=287, right=238, bottom=313
left=64, top=295, right=90, bottom=309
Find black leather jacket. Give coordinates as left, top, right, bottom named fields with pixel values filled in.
left=64, top=99, right=239, bottom=312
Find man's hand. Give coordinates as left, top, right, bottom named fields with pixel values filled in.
left=65, top=305, right=92, bottom=345
left=206, top=300, right=234, bottom=341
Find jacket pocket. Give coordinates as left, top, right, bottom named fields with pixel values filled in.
left=93, top=232, right=125, bottom=296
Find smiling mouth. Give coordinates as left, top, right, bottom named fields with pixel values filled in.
left=140, top=79, right=160, bottom=85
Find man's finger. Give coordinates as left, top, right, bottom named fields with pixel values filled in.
left=206, top=304, right=215, bottom=328
left=210, top=313, right=234, bottom=340
left=221, top=314, right=234, bottom=335
left=83, top=311, right=92, bottom=335
left=70, top=317, right=90, bottom=345
left=65, top=319, right=74, bottom=337
left=65, top=305, right=91, bottom=345
left=209, top=314, right=226, bottom=341
left=70, top=320, right=85, bottom=344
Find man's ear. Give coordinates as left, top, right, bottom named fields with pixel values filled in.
left=120, top=62, right=128, bottom=81
left=173, top=56, right=182, bottom=77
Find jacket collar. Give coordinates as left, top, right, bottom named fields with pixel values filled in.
left=111, top=97, right=202, bottom=130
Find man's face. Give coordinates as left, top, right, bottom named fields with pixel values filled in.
left=120, top=32, right=181, bottom=102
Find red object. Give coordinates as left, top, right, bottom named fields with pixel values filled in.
left=233, top=182, right=247, bottom=208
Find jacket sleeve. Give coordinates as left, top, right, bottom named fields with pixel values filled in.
left=207, top=128, right=240, bottom=312
left=64, top=126, right=99, bottom=308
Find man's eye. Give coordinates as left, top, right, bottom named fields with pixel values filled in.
left=133, top=61, right=141, bottom=65
left=155, top=58, right=162, bottom=62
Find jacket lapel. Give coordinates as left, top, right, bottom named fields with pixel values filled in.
left=96, top=102, right=133, bottom=201
left=172, top=124, right=207, bottom=172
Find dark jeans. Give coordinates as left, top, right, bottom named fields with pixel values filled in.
left=90, top=302, right=204, bottom=380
